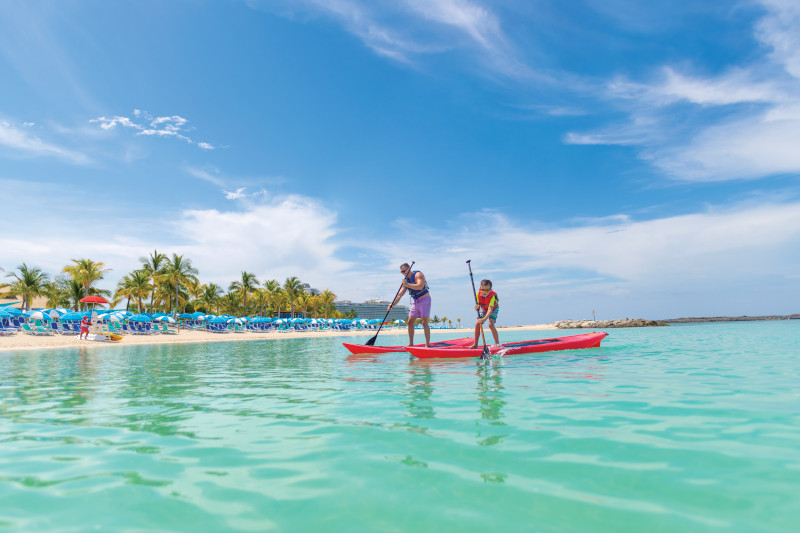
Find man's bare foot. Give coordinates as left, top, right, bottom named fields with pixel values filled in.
left=467, top=344, right=478, bottom=349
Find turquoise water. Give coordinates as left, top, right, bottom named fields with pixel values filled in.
left=1, top=321, right=798, bottom=532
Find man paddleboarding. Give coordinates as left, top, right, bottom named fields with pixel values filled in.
left=388, top=262, right=432, bottom=347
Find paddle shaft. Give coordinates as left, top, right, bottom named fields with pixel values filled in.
left=466, top=260, right=490, bottom=358
left=365, top=261, right=414, bottom=346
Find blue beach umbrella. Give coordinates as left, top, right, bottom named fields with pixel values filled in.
left=128, top=314, right=152, bottom=322
left=156, top=316, right=176, bottom=324
left=61, top=312, right=89, bottom=321
left=2, top=307, right=22, bottom=316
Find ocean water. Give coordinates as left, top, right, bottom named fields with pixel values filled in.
left=1, top=321, right=798, bottom=532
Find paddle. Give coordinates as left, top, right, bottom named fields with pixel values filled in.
left=467, top=260, right=491, bottom=360
left=365, top=261, right=414, bottom=346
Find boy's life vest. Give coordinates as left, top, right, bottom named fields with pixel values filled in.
left=405, top=270, right=430, bottom=300
left=476, top=290, right=498, bottom=312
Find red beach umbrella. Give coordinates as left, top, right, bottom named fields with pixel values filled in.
left=79, top=295, right=109, bottom=304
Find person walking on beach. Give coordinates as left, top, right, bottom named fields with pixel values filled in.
left=469, top=279, right=499, bottom=348
left=79, top=315, right=92, bottom=340
left=388, top=262, right=432, bottom=347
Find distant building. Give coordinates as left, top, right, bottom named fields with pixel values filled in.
left=333, top=297, right=409, bottom=321
left=301, top=283, right=320, bottom=296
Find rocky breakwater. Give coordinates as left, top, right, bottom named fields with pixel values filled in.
left=554, top=318, right=669, bottom=329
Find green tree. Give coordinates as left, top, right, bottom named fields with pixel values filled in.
left=271, top=289, right=288, bottom=318
left=319, top=289, right=336, bottom=319
left=262, top=279, right=281, bottom=316
left=140, top=250, right=167, bottom=313
left=160, top=254, right=199, bottom=319
left=115, top=270, right=152, bottom=313
left=62, top=258, right=111, bottom=305
left=238, top=271, right=260, bottom=313
left=198, top=283, right=223, bottom=314
left=283, top=277, right=303, bottom=318
left=5, top=263, right=50, bottom=311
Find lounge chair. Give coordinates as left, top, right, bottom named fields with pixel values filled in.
left=22, top=323, right=54, bottom=336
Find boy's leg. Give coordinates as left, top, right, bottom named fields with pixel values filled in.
left=470, top=321, right=481, bottom=348
left=488, top=318, right=499, bottom=344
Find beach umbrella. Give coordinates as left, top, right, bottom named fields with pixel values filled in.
left=156, top=316, right=176, bottom=324
left=61, top=312, right=88, bottom=321
left=208, top=316, right=228, bottom=324
left=2, top=307, right=22, bottom=316
left=80, top=295, right=108, bottom=304
left=128, top=314, right=152, bottom=322
left=25, top=310, right=51, bottom=321
left=227, top=318, right=243, bottom=324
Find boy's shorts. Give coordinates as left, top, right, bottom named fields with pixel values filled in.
left=409, top=295, right=431, bottom=318
left=481, top=307, right=499, bottom=322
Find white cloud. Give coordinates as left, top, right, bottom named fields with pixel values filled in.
left=565, top=1, right=800, bottom=182
left=224, top=187, right=247, bottom=200
left=0, top=120, right=88, bottom=164
left=2, top=183, right=798, bottom=322
left=250, top=0, right=532, bottom=79
left=90, top=110, right=209, bottom=148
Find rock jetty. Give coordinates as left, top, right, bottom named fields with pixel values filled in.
left=554, top=318, right=668, bottom=329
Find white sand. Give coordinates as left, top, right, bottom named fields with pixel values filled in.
left=0, top=324, right=556, bottom=353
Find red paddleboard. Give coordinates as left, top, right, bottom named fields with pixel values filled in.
left=343, top=337, right=474, bottom=355
left=404, top=332, right=608, bottom=359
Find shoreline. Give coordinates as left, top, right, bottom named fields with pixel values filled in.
left=0, top=324, right=557, bottom=353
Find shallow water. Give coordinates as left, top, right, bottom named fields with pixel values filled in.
left=1, top=321, right=799, bottom=532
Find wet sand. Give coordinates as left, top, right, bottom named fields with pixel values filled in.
left=0, top=324, right=556, bottom=352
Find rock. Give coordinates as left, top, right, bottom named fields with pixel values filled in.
left=553, top=318, right=668, bottom=329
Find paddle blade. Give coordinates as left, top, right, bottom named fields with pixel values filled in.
left=364, top=335, right=377, bottom=346
left=480, top=345, right=491, bottom=360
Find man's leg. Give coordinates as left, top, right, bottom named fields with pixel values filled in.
left=421, top=316, right=431, bottom=346
left=407, top=317, right=417, bottom=346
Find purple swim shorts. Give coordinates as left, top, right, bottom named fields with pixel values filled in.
left=408, top=294, right=431, bottom=318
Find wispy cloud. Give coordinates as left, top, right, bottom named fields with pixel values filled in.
left=250, top=0, right=533, bottom=79
left=566, top=1, right=800, bottom=182
left=0, top=120, right=89, bottom=164
left=90, top=109, right=214, bottom=149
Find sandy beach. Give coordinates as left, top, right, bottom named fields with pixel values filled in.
left=0, top=324, right=556, bottom=352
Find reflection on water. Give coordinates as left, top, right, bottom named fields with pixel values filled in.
left=1, top=323, right=798, bottom=532
left=403, top=362, right=435, bottom=420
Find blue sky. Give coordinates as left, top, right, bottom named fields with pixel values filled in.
left=2, top=0, right=799, bottom=324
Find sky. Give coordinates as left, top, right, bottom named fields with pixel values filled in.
left=1, top=0, right=799, bottom=325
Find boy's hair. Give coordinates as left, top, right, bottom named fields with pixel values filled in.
left=480, top=279, right=492, bottom=289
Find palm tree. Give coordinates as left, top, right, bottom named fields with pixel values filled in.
left=251, top=288, right=269, bottom=317
left=220, top=292, right=239, bottom=315
left=307, top=294, right=322, bottom=318
left=185, top=278, right=204, bottom=312
left=66, top=279, right=84, bottom=310
left=5, top=263, right=50, bottom=311
left=197, top=283, right=223, bottom=314
left=283, top=277, right=303, bottom=318
left=115, top=270, right=152, bottom=313
left=294, top=294, right=311, bottom=319
left=319, top=289, right=336, bottom=319
left=272, top=289, right=288, bottom=318
left=238, top=271, right=259, bottom=313
left=262, top=279, right=281, bottom=316
left=42, top=275, right=73, bottom=309
left=159, top=254, right=199, bottom=320
left=62, top=259, right=111, bottom=306
left=140, top=250, right=167, bottom=313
